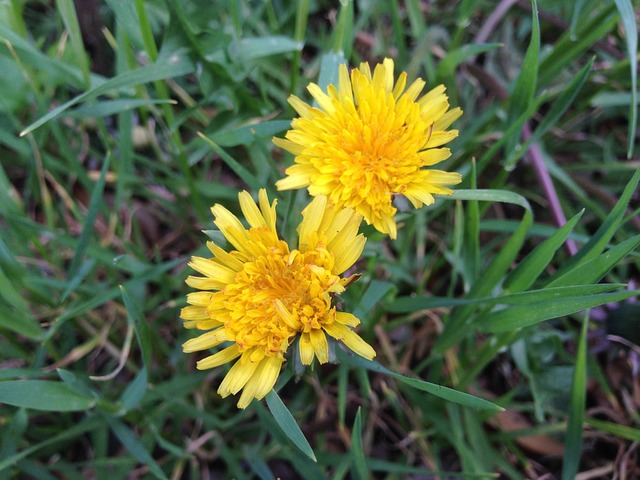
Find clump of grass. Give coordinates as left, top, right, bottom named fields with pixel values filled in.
left=1, top=1, right=638, bottom=478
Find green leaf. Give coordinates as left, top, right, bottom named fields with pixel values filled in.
left=63, top=99, right=177, bottom=118
left=562, top=315, right=588, bottom=480
left=211, top=120, right=291, bottom=147
left=63, top=152, right=110, bottom=301
left=340, top=352, right=503, bottom=412
left=20, top=54, right=195, bottom=136
left=317, top=52, right=346, bottom=93
left=350, top=408, right=368, bottom=480
left=552, top=168, right=640, bottom=277
left=503, top=210, right=584, bottom=293
left=613, top=0, right=638, bottom=157
left=120, top=284, right=152, bottom=368
left=120, top=367, right=148, bottom=412
left=196, top=133, right=259, bottom=192
left=56, top=0, right=90, bottom=86
left=586, top=418, right=640, bottom=442
left=546, top=235, right=640, bottom=288
left=0, top=380, right=96, bottom=411
left=478, top=290, right=639, bottom=333
left=504, top=57, right=593, bottom=169
left=265, top=390, right=317, bottom=462
left=354, top=280, right=395, bottom=324
left=504, top=0, right=539, bottom=157
left=436, top=43, right=502, bottom=79
left=109, top=418, right=168, bottom=480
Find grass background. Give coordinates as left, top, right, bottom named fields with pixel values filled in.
left=1, top=0, right=639, bottom=478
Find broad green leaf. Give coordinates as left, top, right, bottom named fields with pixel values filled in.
left=20, top=54, right=195, bottom=136
left=265, top=390, right=317, bottom=462
left=562, top=315, right=588, bottom=480
left=354, top=279, right=396, bottom=324
left=0, top=408, right=27, bottom=472
left=552, top=168, right=640, bottom=277
left=211, top=120, right=291, bottom=147
left=504, top=0, right=539, bottom=157
left=504, top=210, right=584, bottom=292
left=0, top=380, right=96, bottom=411
left=340, top=352, right=503, bottom=412
left=613, top=0, right=638, bottom=157
left=350, top=409, right=368, bottom=480
left=244, top=446, right=275, bottom=480
left=317, top=52, right=347, bottom=94
left=109, top=418, right=168, bottom=480
left=547, top=235, right=640, bottom=288
left=478, top=290, right=639, bottom=332
left=505, top=57, right=593, bottom=169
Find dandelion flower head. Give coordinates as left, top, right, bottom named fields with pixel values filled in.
left=181, top=189, right=375, bottom=408
left=275, top=58, right=463, bottom=239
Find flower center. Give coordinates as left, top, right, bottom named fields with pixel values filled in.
left=216, top=227, right=338, bottom=357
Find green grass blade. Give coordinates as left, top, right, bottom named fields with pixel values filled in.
left=551, top=168, right=640, bottom=277
left=504, top=210, right=584, bottom=293
left=265, top=390, right=317, bottom=462
left=56, top=0, right=90, bottom=86
left=546, top=234, right=640, bottom=288
left=504, top=0, right=539, bottom=157
left=436, top=43, right=502, bottom=80
left=317, top=52, right=346, bottom=93
left=0, top=380, right=96, bottom=412
left=350, top=408, right=368, bottom=480
left=478, top=290, right=639, bottom=333
left=120, top=284, right=152, bottom=368
left=586, top=418, right=640, bottom=442
left=211, top=120, right=290, bottom=147
left=20, top=55, right=195, bottom=136
left=613, top=0, right=638, bottom=157
left=561, top=315, right=588, bottom=480
left=109, top=418, right=168, bottom=480
left=62, top=156, right=111, bottom=301
left=340, top=352, right=503, bottom=412
left=505, top=57, right=593, bottom=169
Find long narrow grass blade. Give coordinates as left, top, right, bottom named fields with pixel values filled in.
left=265, top=390, right=317, bottom=462
left=561, top=315, right=588, bottom=480
left=350, top=408, right=368, bottom=480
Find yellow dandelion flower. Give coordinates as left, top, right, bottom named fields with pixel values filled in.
left=181, top=189, right=375, bottom=408
left=274, top=58, right=463, bottom=239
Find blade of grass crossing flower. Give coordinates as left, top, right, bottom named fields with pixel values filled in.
left=109, top=418, right=168, bottom=480
left=561, top=314, right=588, bottom=480
left=56, top=0, right=89, bottom=86
left=265, top=390, right=317, bottom=462
left=546, top=235, right=640, bottom=288
left=504, top=57, right=593, bottom=169
left=62, top=155, right=110, bottom=301
left=339, top=351, right=503, bottom=412
left=504, top=0, right=539, bottom=159
left=316, top=52, right=346, bottom=96
left=503, top=210, right=584, bottom=293
left=478, top=290, right=639, bottom=333
left=0, top=380, right=96, bottom=411
left=551, top=168, right=640, bottom=278
left=350, top=408, right=368, bottom=480
left=613, top=0, right=637, bottom=157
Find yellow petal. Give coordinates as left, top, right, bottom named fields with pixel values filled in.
left=336, top=312, right=360, bottom=327
left=419, top=148, right=451, bottom=166
left=182, top=328, right=231, bottom=353
left=307, top=83, right=335, bottom=114
left=186, top=291, right=214, bottom=306
left=272, top=137, right=305, bottom=155
left=424, top=130, right=459, bottom=149
left=180, top=306, right=209, bottom=320
left=299, top=332, right=314, bottom=365
left=218, top=355, right=260, bottom=397
left=185, top=275, right=226, bottom=291
left=310, top=328, right=329, bottom=364
left=237, top=356, right=283, bottom=408
left=433, top=107, right=463, bottom=131
left=323, top=323, right=376, bottom=360
left=337, top=63, right=353, bottom=100
left=196, top=344, right=241, bottom=370
left=189, top=257, right=237, bottom=284
left=298, top=195, right=327, bottom=250
left=258, top=189, right=278, bottom=233
left=332, top=234, right=366, bottom=274
left=287, top=94, right=313, bottom=118
left=206, top=241, right=244, bottom=271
